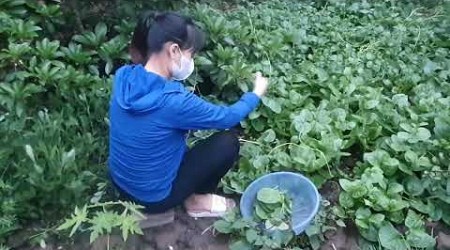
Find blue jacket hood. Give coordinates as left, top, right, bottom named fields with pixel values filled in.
left=113, top=64, right=178, bottom=113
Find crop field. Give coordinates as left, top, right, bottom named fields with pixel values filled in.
left=0, top=0, right=449, bottom=249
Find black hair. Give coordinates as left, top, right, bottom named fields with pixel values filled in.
left=130, top=11, right=205, bottom=64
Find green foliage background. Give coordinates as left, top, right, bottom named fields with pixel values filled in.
left=0, top=0, right=449, bottom=249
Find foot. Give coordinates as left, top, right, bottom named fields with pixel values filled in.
left=184, top=194, right=236, bottom=218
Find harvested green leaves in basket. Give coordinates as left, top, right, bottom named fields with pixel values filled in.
left=254, top=187, right=292, bottom=231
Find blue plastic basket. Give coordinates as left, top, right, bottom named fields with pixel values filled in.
left=240, top=172, right=320, bottom=235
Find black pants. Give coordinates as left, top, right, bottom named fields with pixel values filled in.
left=113, top=131, right=240, bottom=214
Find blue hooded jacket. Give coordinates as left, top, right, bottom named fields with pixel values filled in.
left=109, top=64, right=260, bottom=202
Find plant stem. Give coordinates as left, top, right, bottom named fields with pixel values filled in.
left=238, top=138, right=265, bottom=146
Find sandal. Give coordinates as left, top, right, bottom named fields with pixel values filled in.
left=186, top=194, right=236, bottom=218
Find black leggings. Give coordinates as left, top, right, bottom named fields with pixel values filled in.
left=113, top=131, right=240, bottom=214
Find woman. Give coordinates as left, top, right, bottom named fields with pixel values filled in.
left=108, top=11, right=269, bottom=218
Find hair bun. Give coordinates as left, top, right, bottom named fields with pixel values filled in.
left=139, top=11, right=160, bottom=28
left=153, top=12, right=165, bottom=21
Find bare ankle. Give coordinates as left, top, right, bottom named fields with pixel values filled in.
left=184, top=194, right=212, bottom=211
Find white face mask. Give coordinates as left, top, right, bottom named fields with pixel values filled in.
left=170, top=47, right=194, bottom=81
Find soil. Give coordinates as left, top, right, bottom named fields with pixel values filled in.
left=319, top=180, right=340, bottom=205
left=338, top=144, right=363, bottom=176
left=134, top=209, right=229, bottom=250
left=75, top=208, right=229, bottom=250
left=9, top=209, right=229, bottom=250
left=428, top=222, right=450, bottom=250
left=317, top=180, right=360, bottom=250
left=9, top=177, right=450, bottom=250
left=10, top=205, right=450, bottom=250
left=320, top=222, right=359, bottom=250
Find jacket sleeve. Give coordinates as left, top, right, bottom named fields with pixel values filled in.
left=165, top=91, right=260, bottom=130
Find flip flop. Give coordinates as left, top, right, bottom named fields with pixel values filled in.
left=186, top=194, right=236, bottom=218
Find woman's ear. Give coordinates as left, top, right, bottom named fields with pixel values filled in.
left=168, top=43, right=180, bottom=60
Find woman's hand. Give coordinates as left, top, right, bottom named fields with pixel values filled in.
left=252, top=72, right=269, bottom=97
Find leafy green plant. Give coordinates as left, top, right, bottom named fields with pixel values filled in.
left=0, top=0, right=27, bottom=17
left=377, top=210, right=435, bottom=250
left=254, top=187, right=292, bottom=231
left=57, top=201, right=144, bottom=244
left=73, top=22, right=108, bottom=48
left=190, top=0, right=449, bottom=248
left=214, top=209, right=294, bottom=250
left=7, top=19, right=42, bottom=41
left=0, top=0, right=111, bottom=244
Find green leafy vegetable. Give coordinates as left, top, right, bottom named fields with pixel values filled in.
left=254, top=187, right=292, bottom=231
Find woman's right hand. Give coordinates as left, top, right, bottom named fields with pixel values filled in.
left=252, top=72, right=269, bottom=97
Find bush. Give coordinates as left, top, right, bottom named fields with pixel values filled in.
left=0, top=0, right=118, bottom=242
